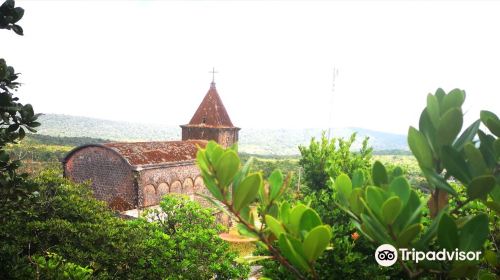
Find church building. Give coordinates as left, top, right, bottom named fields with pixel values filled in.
left=63, top=80, right=239, bottom=212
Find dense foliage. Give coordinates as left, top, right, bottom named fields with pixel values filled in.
left=298, top=132, right=372, bottom=191
left=146, top=194, right=250, bottom=279
left=335, top=88, right=499, bottom=279
left=0, top=170, right=248, bottom=279
left=0, top=0, right=41, bottom=210
left=260, top=133, right=396, bottom=279
left=197, top=142, right=333, bottom=279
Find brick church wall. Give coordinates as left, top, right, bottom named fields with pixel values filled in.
left=64, top=146, right=137, bottom=211
left=181, top=126, right=239, bottom=148
left=137, top=162, right=211, bottom=208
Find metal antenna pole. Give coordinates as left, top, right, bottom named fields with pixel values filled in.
left=327, top=67, right=339, bottom=139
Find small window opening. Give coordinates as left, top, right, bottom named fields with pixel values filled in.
left=202, top=116, right=207, bottom=124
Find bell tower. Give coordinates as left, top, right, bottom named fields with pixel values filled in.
left=181, top=79, right=240, bottom=148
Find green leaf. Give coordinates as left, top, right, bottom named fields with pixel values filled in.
left=464, top=143, right=488, bottom=177
left=195, top=191, right=232, bottom=217
left=485, top=201, right=500, bottom=213
left=278, top=234, right=310, bottom=272
left=206, top=141, right=224, bottom=164
left=280, top=201, right=291, bottom=224
left=200, top=170, right=224, bottom=201
left=372, top=161, right=388, bottom=187
left=235, top=255, right=272, bottom=264
left=467, top=175, right=496, bottom=200
left=196, top=150, right=211, bottom=175
left=299, top=209, right=322, bottom=233
left=441, top=145, right=471, bottom=184
left=233, top=173, right=262, bottom=211
left=215, top=151, right=240, bottom=188
left=391, top=167, right=404, bottom=179
left=435, top=88, right=446, bottom=102
left=382, top=196, right=402, bottom=225
left=233, top=157, right=253, bottom=194
left=397, top=223, right=422, bottom=247
left=408, top=127, right=434, bottom=169
left=365, top=186, right=386, bottom=218
left=453, top=120, right=481, bottom=151
left=426, top=93, right=441, bottom=128
left=494, top=139, right=500, bottom=160
left=459, top=213, right=489, bottom=251
left=441, top=88, right=465, bottom=113
left=360, top=213, right=392, bottom=244
left=348, top=188, right=364, bottom=216
left=437, top=108, right=463, bottom=147
left=265, top=215, right=285, bottom=239
left=479, top=110, right=498, bottom=124
left=478, top=130, right=496, bottom=167
left=12, top=24, right=23, bottom=36
left=416, top=208, right=447, bottom=249
left=388, top=176, right=411, bottom=206
left=335, top=173, right=352, bottom=202
left=352, top=169, right=365, bottom=188
left=302, top=225, right=332, bottom=262
left=393, top=190, right=423, bottom=233
left=288, top=204, right=308, bottom=235
left=480, top=110, right=500, bottom=137
left=422, top=168, right=457, bottom=196
left=419, top=108, right=438, bottom=155
left=490, top=183, right=500, bottom=202
left=484, top=117, right=500, bottom=137
left=268, top=170, right=284, bottom=201
left=438, top=214, right=459, bottom=251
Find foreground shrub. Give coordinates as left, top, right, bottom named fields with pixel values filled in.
left=0, top=170, right=249, bottom=279
left=146, top=194, right=250, bottom=279
left=335, top=89, right=499, bottom=278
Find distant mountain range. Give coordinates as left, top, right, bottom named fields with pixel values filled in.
left=35, top=114, right=409, bottom=155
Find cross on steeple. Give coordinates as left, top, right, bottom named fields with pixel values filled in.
left=209, top=67, right=218, bottom=83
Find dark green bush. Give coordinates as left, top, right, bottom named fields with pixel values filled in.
left=0, top=170, right=249, bottom=279
left=146, top=194, right=250, bottom=279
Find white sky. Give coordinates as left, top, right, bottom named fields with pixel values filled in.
left=1, top=0, right=499, bottom=134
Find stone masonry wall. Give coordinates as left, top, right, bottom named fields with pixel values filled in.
left=138, top=162, right=212, bottom=208
left=182, top=126, right=239, bottom=148
left=64, top=147, right=136, bottom=211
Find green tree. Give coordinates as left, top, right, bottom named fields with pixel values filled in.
left=146, top=194, right=250, bottom=279
left=0, top=0, right=41, bottom=209
left=298, top=132, right=372, bottom=192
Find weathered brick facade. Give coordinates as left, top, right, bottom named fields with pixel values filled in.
left=181, top=126, right=239, bottom=148
left=63, top=81, right=239, bottom=212
left=64, top=145, right=136, bottom=211
left=63, top=141, right=208, bottom=211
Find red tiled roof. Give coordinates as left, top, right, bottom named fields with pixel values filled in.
left=104, top=140, right=207, bottom=166
left=187, top=82, right=234, bottom=128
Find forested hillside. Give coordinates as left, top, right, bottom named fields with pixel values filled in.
left=36, top=114, right=408, bottom=155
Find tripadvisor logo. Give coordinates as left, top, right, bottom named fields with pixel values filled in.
left=375, top=244, right=482, bottom=267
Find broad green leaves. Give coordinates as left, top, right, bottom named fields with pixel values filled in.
left=408, top=127, right=433, bottom=169
left=196, top=141, right=332, bottom=278
left=233, top=173, right=261, bottom=211
left=215, top=151, right=240, bottom=188
left=302, top=226, right=332, bottom=262
left=381, top=197, right=402, bottom=225
left=438, top=214, right=458, bottom=251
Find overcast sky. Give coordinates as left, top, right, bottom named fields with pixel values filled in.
left=2, top=0, right=499, bottom=134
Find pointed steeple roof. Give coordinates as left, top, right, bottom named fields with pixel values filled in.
left=187, top=82, right=234, bottom=128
